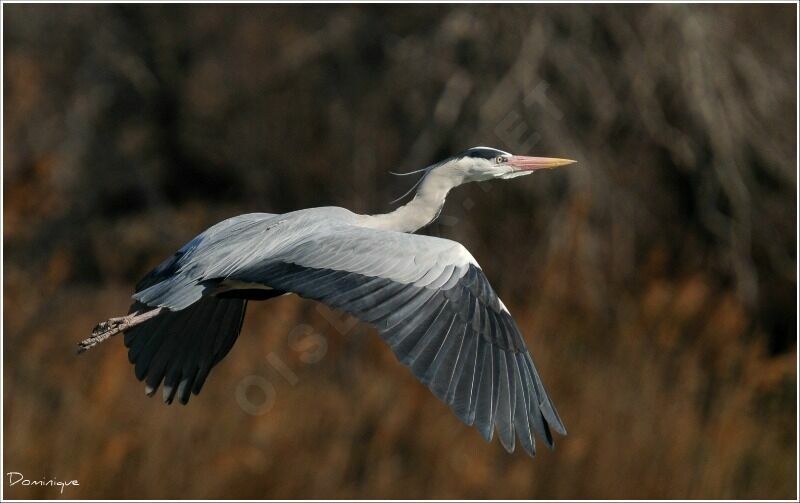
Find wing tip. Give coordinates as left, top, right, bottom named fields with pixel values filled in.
left=541, top=399, right=568, bottom=437
left=498, top=429, right=516, bottom=454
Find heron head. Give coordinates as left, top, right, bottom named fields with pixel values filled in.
left=389, top=146, right=576, bottom=204
left=450, top=146, right=576, bottom=182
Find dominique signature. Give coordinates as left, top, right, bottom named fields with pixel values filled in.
left=6, top=472, right=79, bottom=494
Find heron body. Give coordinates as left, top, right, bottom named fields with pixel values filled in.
left=83, top=146, right=574, bottom=457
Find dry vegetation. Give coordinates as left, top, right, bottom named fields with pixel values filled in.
left=3, top=3, right=797, bottom=499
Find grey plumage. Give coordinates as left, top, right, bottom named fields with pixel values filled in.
left=97, top=147, right=575, bottom=457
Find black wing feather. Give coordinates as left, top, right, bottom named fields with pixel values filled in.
left=122, top=296, right=248, bottom=403
left=228, top=261, right=565, bottom=457
left=122, top=236, right=564, bottom=456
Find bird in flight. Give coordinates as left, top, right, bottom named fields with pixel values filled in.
left=80, top=146, right=575, bottom=457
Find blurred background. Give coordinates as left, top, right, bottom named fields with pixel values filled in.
left=3, top=3, right=797, bottom=500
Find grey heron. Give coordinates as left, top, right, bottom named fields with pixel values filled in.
left=80, top=146, right=575, bottom=457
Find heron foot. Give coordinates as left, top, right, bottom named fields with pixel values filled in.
left=78, top=308, right=164, bottom=354
left=91, top=316, right=129, bottom=336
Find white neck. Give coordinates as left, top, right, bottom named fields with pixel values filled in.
left=358, top=168, right=465, bottom=233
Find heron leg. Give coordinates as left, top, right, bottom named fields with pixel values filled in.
left=77, top=307, right=164, bottom=354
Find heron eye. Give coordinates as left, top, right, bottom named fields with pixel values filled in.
left=496, top=156, right=507, bottom=164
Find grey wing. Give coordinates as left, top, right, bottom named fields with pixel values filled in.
left=132, top=211, right=285, bottom=309
left=123, top=212, right=276, bottom=404
left=226, top=225, right=567, bottom=456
